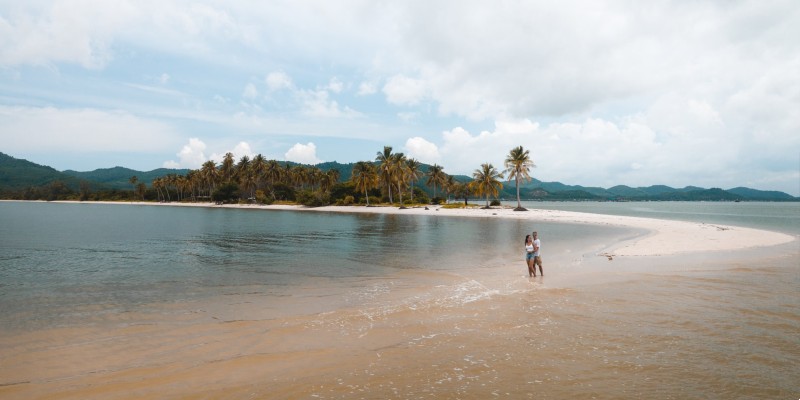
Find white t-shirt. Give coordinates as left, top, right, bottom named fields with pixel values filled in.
left=525, top=243, right=534, bottom=253
left=533, top=238, right=541, bottom=256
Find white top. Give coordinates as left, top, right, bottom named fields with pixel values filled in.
left=533, top=238, right=541, bottom=256
left=525, top=243, right=534, bottom=253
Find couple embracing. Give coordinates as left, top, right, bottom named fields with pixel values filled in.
left=524, top=232, right=543, bottom=277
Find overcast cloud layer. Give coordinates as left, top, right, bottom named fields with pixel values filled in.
left=1, top=0, right=798, bottom=195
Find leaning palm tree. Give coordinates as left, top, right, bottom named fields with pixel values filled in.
left=470, top=163, right=504, bottom=209
left=351, top=161, right=379, bottom=206
left=376, top=146, right=395, bottom=203
left=504, top=145, right=535, bottom=211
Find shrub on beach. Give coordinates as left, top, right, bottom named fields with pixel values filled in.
left=212, top=183, right=240, bottom=204
left=255, top=190, right=273, bottom=205
left=296, top=190, right=330, bottom=207
left=336, top=195, right=355, bottom=206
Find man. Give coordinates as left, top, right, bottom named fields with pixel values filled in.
left=532, top=231, right=543, bottom=276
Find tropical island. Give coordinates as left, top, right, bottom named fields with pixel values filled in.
left=0, top=149, right=796, bottom=204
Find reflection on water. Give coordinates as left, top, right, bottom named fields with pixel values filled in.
left=0, top=201, right=797, bottom=399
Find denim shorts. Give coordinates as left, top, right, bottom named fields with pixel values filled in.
left=526, top=252, right=535, bottom=261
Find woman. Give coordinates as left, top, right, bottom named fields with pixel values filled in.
left=524, top=234, right=536, bottom=277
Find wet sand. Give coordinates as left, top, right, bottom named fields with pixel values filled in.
left=1, top=201, right=797, bottom=399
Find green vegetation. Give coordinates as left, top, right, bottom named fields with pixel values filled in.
left=1, top=151, right=797, bottom=204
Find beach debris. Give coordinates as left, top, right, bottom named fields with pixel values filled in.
left=599, top=253, right=614, bottom=261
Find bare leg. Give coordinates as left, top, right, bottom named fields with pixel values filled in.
left=536, top=257, right=543, bottom=276
left=527, top=258, right=535, bottom=277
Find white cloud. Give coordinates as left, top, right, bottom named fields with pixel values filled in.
left=357, top=81, right=377, bottom=96
left=163, top=137, right=207, bottom=169
left=404, top=137, right=440, bottom=164
left=266, top=71, right=293, bottom=91
left=159, top=73, right=170, bottom=84
left=242, top=82, right=258, bottom=100
left=210, top=141, right=256, bottom=164
left=285, top=142, right=322, bottom=164
left=383, top=74, right=427, bottom=106
left=299, top=89, right=361, bottom=118
left=326, top=77, right=344, bottom=93
left=0, top=105, right=178, bottom=153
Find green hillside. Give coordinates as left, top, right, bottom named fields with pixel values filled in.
left=0, top=152, right=83, bottom=191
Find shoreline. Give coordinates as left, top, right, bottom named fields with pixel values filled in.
left=31, top=199, right=797, bottom=257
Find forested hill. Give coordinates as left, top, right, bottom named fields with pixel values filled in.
left=0, top=152, right=83, bottom=190
left=0, top=152, right=797, bottom=201
left=62, top=166, right=190, bottom=189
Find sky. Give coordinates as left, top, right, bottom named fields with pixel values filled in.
left=1, top=1, right=798, bottom=195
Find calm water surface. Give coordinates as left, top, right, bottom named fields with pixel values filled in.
left=0, top=201, right=797, bottom=399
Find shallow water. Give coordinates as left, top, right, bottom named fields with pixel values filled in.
left=0, top=201, right=797, bottom=399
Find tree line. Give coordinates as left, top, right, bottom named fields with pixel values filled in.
left=142, top=145, right=534, bottom=209
left=8, top=145, right=535, bottom=208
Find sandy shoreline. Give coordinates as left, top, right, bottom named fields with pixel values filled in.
left=42, top=200, right=796, bottom=257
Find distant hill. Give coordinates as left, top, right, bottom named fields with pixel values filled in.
left=63, top=166, right=190, bottom=190
left=727, top=187, right=796, bottom=201
left=0, top=152, right=796, bottom=201
left=0, top=152, right=83, bottom=191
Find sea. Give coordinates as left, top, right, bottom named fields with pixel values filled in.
left=0, top=200, right=798, bottom=399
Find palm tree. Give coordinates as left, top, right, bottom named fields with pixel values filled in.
left=321, top=169, right=340, bottom=193
left=451, top=181, right=472, bottom=206
left=376, top=146, right=395, bottom=203
left=445, top=174, right=456, bottom=203
left=220, top=152, right=235, bottom=183
left=264, top=160, right=282, bottom=187
left=391, top=152, right=409, bottom=208
left=235, top=155, right=251, bottom=183
left=470, top=163, right=504, bottom=209
left=251, top=154, right=267, bottom=192
left=136, top=183, right=147, bottom=201
left=425, top=164, right=446, bottom=201
left=405, top=158, right=423, bottom=204
left=240, top=169, right=257, bottom=200
left=200, top=160, right=218, bottom=199
left=186, top=170, right=200, bottom=201
left=351, top=161, right=379, bottom=206
left=504, top=145, right=535, bottom=211
left=129, top=176, right=138, bottom=201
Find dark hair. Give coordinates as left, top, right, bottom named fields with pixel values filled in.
left=524, top=234, right=531, bottom=244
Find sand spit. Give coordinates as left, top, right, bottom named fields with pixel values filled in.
left=51, top=200, right=796, bottom=257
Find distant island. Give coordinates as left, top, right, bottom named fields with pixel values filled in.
left=1, top=151, right=796, bottom=204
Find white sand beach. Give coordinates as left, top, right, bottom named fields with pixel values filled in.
left=66, top=200, right=796, bottom=257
